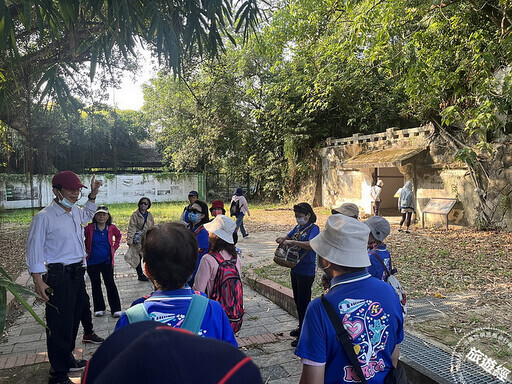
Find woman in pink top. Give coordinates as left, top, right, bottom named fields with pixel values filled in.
left=194, top=215, right=244, bottom=332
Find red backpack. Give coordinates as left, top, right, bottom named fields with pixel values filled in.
left=209, top=252, right=244, bottom=333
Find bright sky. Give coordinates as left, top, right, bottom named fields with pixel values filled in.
left=106, top=46, right=158, bottom=111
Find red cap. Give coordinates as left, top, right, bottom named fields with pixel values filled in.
left=52, top=171, right=87, bottom=190
left=210, top=200, right=225, bottom=209
left=209, top=200, right=225, bottom=214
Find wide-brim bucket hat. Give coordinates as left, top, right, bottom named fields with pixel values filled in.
left=204, top=215, right=236, bottom=244
left=332, top=203, right=359, bottom=219
left=310, top=215, right=370, bottom=268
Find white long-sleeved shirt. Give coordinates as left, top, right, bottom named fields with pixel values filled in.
left=26, top=200, right=97, bottom=274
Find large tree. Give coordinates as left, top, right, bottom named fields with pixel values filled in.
left=0, top=0, right=259, bottom=137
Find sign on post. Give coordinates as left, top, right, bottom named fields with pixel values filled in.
left=422, top=198, right=458, bottom=230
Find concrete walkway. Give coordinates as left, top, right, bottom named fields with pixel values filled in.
left=0, top=243, right=302, bottom=383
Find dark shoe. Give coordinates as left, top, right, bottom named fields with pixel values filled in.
left=82, top=332, right=104, bottom=344
left=68, top=359, right=87, bottom=372
left=405, top=230, right=411, bottom=234
left=398, top=228, right=403, bottom=232
left=48, top=376, right=72, bottom=384
left=243, top=233, right=249, bottom=238
left=138, top=274, right=149, bottom=282
left=291, top=339, right=298, bottom=347
left=290, top=328, right=300, bottom=337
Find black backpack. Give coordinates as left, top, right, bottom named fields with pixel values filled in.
left=230, top=200, right=241, bottom=217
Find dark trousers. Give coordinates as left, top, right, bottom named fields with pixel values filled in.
left=290, top=271, right=315, bottom=331
left=80, top=291, right=94, bottom=335
left=135, top=258, right=144, bottom=277
left=400, top=211, right=413, bottom=228
left=44, top=263, right=85, bottom=379
left=373, top=201, right=381, bottom=216
left=235, top=214, right=247, bottom=237
left=87, top=263, right=121, bottom=313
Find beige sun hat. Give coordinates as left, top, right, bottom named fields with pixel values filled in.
left=332, top=203, right=359, bottom=219
left=310, top=215, right=370, bottom=268
left=203, top=215, right=236, bottom=244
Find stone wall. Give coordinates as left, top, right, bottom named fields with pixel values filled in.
left=320, top=125, right=512, bottom=229
left=0, top=173, right=202, bottom=209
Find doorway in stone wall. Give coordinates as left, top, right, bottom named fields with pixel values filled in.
left=373, top=167, right=404, bottom=216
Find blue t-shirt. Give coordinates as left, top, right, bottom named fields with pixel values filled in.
left=287, top=224, right=319, bottom=276
left=367, top=244, right=391, bottom=281
left=88, top=225, right=111, bottom=265
left=115, top=289, right=237, bottom=347
left=295, top=271, right=404, bottom=383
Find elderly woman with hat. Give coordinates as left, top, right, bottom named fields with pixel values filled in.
left=209, top=200, right=226, bottom=217
left=84, top=205, right=123, bottom=318
left=276, top=202, right=320, bottom=347
left=295, top=215, right=404, bottom=383
left=194, top=215, right=244, bottom=333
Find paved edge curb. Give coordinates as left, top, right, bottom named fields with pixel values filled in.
left=243, top=270, right=298, bottom=320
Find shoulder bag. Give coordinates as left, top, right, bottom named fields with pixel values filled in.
left=273, top=224, right=313, bottom=268
left=132, top=214, right=148, bottom=245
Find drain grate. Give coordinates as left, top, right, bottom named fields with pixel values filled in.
left=402, top=332, right=505, bottom=383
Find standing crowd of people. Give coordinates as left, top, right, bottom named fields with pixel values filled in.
left=26, top=170, right=413, bottom=384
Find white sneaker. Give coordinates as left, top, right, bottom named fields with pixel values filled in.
left=94, top=311, right=105, bottom=317
left=112, top=311, right=123, bottom=318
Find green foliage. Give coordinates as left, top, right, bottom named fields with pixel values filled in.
left=0, top=0, right=260, bottom=143
left=500, top=195, right=511, bottom=215
left=0, top=102, right=150, bottom=173
left=0, top=266, right=46, bottom=337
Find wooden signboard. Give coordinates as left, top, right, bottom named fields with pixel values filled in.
left=422, top=198, right=457, bottom=230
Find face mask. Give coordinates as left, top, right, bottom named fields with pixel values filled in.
left=57, top=190, right=75, bottom=208
left=296, top=217, right=308, bottom=226
left=189, top=212, right=201, bottom=223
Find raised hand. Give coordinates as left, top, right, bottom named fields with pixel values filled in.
left=89, top=174, right=103, bottom=198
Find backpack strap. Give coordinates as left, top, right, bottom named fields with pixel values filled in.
left=181, top=293, right=209, bottom=334
left=193, top=225, right=204, bottom=236
left=369, top=250, right=392, bottom=280
left=210, top=251, right=237, bottom=264
left=321, top=295, right=368, bottom=384
left=125, top=303, right=151, bottom=324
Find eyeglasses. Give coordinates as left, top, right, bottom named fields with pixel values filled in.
left=139, top=202, right=149, bottom=206
left=97, top=206, right=108, bottom=210
left=189, top=209, right=202, bottom=214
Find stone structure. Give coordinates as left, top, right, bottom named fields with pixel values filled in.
left=320, top=124, right=512, bottom=228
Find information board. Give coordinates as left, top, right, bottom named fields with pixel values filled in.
left=422, top=198, right=457, bottom=215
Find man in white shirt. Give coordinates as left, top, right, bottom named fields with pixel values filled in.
left=369, top=179, right=384, bottom=216
left=26, top=171, right=101, bottom=384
